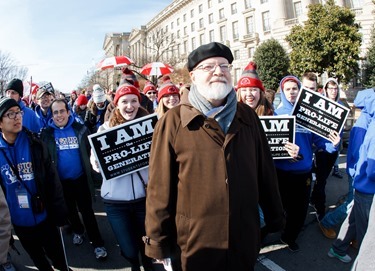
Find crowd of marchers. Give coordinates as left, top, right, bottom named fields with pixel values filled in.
left=0, top=41, right=374, bottom=271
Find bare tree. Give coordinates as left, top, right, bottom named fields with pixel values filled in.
left=0, top=50, right=29, bottom=95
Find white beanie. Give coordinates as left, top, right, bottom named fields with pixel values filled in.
left=92, top=87, right=106, bottom=103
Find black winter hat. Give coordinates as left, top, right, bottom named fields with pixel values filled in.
left=0, top=97, right=21, bottom=119
left=6, top=79, right=24, bottom=97
left=187, top=42, right=234, bottom=72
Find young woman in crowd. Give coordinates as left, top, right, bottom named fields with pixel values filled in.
left=155, top=82, right=180, bottom=118
left=90, top=83, right=153, bottom=271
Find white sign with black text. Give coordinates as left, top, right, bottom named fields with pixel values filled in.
left=88, top=114, right=158, bottom=181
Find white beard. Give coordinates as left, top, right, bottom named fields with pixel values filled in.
left=195, top=81, right=233, bottom=101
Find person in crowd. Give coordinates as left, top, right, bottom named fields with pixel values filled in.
left=85, top=84, right=110, bottom=133
left=310, top=78, right=344, bottom=222
left=301, top=72, right=318, bottom=92
left=328, top=89, right=375, bottom=264
left=274, top=75, right=340, bottom=252
left=144, top=42, right=285, bottom=271
left=143, top=82, right=158, bottom=111
left=236, top=61, right=299, bottom=241
left=69, top=91, right=78, bottom=109
left=318, top=88, right=375, bottom=239
left=0, top=186, right=15, bottom=271
left=74, top=94, right=88, bottom=123
left=155, top=82, right=180, bottom=118
left=34, top=87, right=55, bottom=131
left=90, top=83, right=153, bottom=271
left=41, top=99, right=107, bottom=260
left=0, top=97, right=71, bottom=271
left=5, top=79, right=40, bottom=133
left=104, top=69, right=154, bottom=121
left=351, top=197, right=375, bottom=270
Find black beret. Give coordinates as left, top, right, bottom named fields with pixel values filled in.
left=6, top=79, right=24, bottom=97
left=0, top=97, right=21, bottom=119
left=187, top=42, right=234, bottom=72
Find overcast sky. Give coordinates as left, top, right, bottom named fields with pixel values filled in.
left=0, top=0, right=171, bottom=93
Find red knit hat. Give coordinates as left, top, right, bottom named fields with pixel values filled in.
left=157, top=82, right=180, bottom=103
left=143, top=82, right=157, bottom=94
left=237, top=61, right=265, bottom=91
left=120, top=68, right=139, bottom=88
left=71, top=90, right=77, bottom=96
left=114, top=83, right=141, bottom=106
left=76, top=94, right=88, bottom=106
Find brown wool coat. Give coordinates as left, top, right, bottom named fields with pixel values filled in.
left=145, top=100, right=285, bottom=271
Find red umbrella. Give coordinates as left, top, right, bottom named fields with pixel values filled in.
left=140, top=62, right=174, bottom=77
left=96, top=56, right=134, bottom=70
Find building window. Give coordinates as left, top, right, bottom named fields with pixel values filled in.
left=220, top=25, right=227, bottom=42
left=190, top=9, right=194, bottom=18
left=209, top=13, right=214, bottom=24
left=234, top=50, right=240, bottom=60
left=231, top=3, right=237, bottom=14
left=171, top=22, right=174, bottom=29
left=177, top=18, right=180, bottom=26
left=183, top=14, right=186, bottom=22
left=184, top=26, right=187, bottom=36
left=219, top=8, right=225, bottom=20
left=294, top=1, right=302, bottom=17
left=262, top=11, right=270, bottom=32
left=200, top=33, right=205, bottom=45
left=209, top=30, right=215, bottom=42
left=244, top=0, right=252, bottom=9
left=246, top=16, right=254, bottom=35
left=184, top=40, right=188, bottom=53
left=199, top=18, right=204, bottom=28
left=199, top=4, right=203, bottom=13
left=248, top=47, right=255, bottom=58
left=191, top=22, right=195, bottom=32
left=218, top=0, right=223, bottom=3
left=208, top=0, right=212, bottom=8
left=260, top=0, right=268, bottom=3
left=232, top=21, right=239, bottom=40
left=165, top=25, right=168, bottom=32
left=192, top=37, right=196, bottom=50
left=177, top=30, right=180, bottom=38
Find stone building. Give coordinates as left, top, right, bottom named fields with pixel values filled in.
left=102, top=0, right=375, bottom=90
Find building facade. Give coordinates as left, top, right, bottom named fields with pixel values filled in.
left=103, top=0, right=374, bottom=90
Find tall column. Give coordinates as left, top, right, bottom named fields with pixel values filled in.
left=271, top=0, right=287, bottom=29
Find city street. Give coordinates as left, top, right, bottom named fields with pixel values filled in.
left=10, top=152, right=356, bottom=271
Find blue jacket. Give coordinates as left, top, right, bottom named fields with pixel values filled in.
left=346, top=88, right=375, bottom=177
left=34, top=105, right=53, bottom=131
left=0, top=128, right=67, bottom=227
left=19, top=100, right=40, bottom=133
left=274, top=76, right=337, bottom=173
left=351, top=88, right=375, bottom=194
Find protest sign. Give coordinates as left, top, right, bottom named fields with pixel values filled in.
left=291, top=88, right=349, bottom=140
left=89, top=113, right=158, bottom=181
left=259, top=116, right=295, bottom=159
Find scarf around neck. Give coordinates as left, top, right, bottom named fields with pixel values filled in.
left=188, top=84, right=237, bottom=134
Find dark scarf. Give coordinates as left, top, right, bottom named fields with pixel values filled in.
left=188, top=84, right=237, bottom=134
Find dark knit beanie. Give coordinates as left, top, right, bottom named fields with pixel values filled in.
left=237, top=61, right=265, bottom=91
left=0, top=97, right=21, bottom=119
left=6, top=79, right=24, bottom=97
left=187, top=42, right=234, bottom=72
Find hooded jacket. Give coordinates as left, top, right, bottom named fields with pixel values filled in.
left=351, top=88, right=375, bottom=194
left=41, top=116, right=95, bottom=197
left=18, top=100, right=40, bottom=133
left=346, top=88, right=375, bottom=177
left=145, top=96, right=285, bottom=271
left=0, top=128, right=67, bottom=227
left=274, top=76, right=337, bottom=173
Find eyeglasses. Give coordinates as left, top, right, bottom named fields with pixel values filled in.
left=194, top=63, right=232, bottom=73
left=327, top=87, right=338, bottom=91
left=4, top=111, right=24, bottom=119
left=52, top=109, right=67, bottom=116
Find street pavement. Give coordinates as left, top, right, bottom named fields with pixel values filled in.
left=10, top=151, right=356, bottom=271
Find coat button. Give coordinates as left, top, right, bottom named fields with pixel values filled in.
left=225, top=178, right=228, bottom=184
